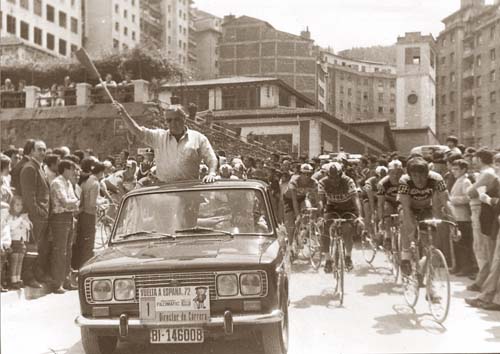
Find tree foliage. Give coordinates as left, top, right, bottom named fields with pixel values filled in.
left=1, top=45, right=188, bottom=89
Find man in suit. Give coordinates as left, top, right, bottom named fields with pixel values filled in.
left=20, top=140, right=50, bottom=288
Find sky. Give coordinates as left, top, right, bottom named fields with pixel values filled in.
left=194, top=0, right=494, bottom=51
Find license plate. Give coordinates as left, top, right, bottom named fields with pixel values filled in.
left=150, top=327, right=204, bottom=343
left=139, top=286, right=210, bottom=324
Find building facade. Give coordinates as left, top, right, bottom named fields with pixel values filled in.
left=436, top=0, right=500, bottom=148
left=396, top=32, right=437, bottom=132
left=0, top=0, right=82, bottom=60
left=317, top=51, right=397, bottom=125
left=84, top=0, right=141, bottom=55
left=218, top=15, right=317, bottom=101
left=192, top=8, right=221, bottom=80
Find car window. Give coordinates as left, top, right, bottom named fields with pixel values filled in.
left=113, top=188, right=273, bottom=241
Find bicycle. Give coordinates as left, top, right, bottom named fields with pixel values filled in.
left=402, top=218, right=458, bottom=323
left=290, top=207, right=324, bottom=270
left=382, top=214, right=402, bottom=283
left=95, top=202, right=116, bottom=249
left=323, top=212, right=360, bottom=306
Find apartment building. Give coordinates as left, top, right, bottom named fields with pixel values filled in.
left=84, top=0, right=141, bottom=55
left=218, top=15, right=317, bottom=101
left=317, top=51, right=397, bottom=125
left=192, top=8, right=221, bottom=79
left=437, top=0, right=500, bottom=148
left=0, top=0, right=82, bottom=60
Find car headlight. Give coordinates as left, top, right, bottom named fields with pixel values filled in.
left=216, top=274, right=238, bottom=296
left=240, top=273, right=262, bottom=296
left=114, top=278, right=135, bottom=301
left=92, top=279, right=113, bottom=301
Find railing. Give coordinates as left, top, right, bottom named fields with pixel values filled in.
left=90, top=85, right=134, bottom=104
left=0, top=91, right=25, bottom=108
left=35, top=88, right=77, bottom=107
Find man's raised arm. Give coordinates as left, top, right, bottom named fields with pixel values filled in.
left=113, top=102, right=146, bottom=140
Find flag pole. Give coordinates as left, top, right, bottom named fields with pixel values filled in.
left=75, top=48, right=116, bottom=103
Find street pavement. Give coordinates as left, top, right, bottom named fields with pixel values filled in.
left=2, top=244, right=499, bottom=354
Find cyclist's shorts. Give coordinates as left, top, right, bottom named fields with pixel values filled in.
left=324, top=205, right=358, bottom=219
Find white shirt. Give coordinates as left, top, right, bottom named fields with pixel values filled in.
left=143, top=128, right=217, bottom=183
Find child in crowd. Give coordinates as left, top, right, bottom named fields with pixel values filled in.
left=0, top=200, right=11, bottom=292
left=6, top=196, right=30, bottom=289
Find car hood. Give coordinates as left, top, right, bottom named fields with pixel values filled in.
left=82, top=236, right=280, bottom=274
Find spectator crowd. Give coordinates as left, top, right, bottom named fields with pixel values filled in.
left=1, top=134, right=500, bottom=311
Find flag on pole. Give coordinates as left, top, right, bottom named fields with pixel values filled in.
left=75, top=47, right=115, bottom=103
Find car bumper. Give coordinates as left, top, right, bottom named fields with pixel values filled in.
left=75, top=310, right=283, bottom=336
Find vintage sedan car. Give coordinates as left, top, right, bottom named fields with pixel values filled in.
left=75, top=179, right=290, bottom=354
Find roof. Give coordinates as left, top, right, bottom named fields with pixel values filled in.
left=347, top=120, right=397, bottom=151
left=162, top=76, right=315, bottom=106
left=127, top=179, right=269, bottom=195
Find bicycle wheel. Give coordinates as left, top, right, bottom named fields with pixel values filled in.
left=388, top=228, right=400, bottom=283
left=361, top=230, right=377, bottom=264
left=426, top=248, right=450, bottom=323
left=334, top=237, right=345, bottom=306
left=309, top=221, right=324, bottom=270
left=95, top=221, right=112, bottom=249
left=402, top=256, right=420, bottom=308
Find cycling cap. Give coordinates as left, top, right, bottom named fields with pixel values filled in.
left=300, top=163, right=314, bottom=173
left=407, top=157, right=429, bottom=175
left=375, top=166, right=388, bottom=177
left=388, top=159, right=403, bottom=170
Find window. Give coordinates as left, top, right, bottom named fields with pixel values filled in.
left=46, top=5, right=55, bottom=22
left=340, top=86, right=344, bottom=94
left=450, top=31, right=455, bottom=43
left=6, top=15, right=15, bottom=35
left=34, top=27, right=42, bottom=45
left=490, top=25, right=496, bottom=39
left=71, top=17, right=78, bottom=34
left=390, top=81, right=395, bottom=88
left=378, top=106, right=383, bottom=113
left=378, top=93, right=384, bottom=101
left=450, top=111, right=456, bottom=124
left=390, top=93, right=395, bottom=101
left=168, top=5, right=171, bottom=12
left=179, top=10, right=182, bottom=17
left=363, top=78, right=368, bottom=86
left=132, top=0, right=135, bottom=5
left=476, top=75, right=482, bottom=87
left=115, top=22, right=119, bottom=31
left=374, top=67, right=379, bottom=72
left=408, top=94, right=418, bottom=105
left=450, top=91, right=456, bottom=103
left=450, top=52, right=455, bottom=63
left=490, top=91, right=496, bottom=103
left=59, top=39, right=67, bottom=55
left=490, top=113, right=497, bottom=124
left=123, top=43, right=129, bottom=50
left=477, top=33, right=483, bottom=45
left=20, top=0, right=29, bottom=9
left=476, top=55, right=482, bottom=67
left=183, top=27, right=186, bottom=35
left=183, top=13, right=186, bottom=20
left=378, top=80, right=383, bottom=88
left=46, top=33, right=55, bottom=50
left=20, top=21, right=29, bottom=40
left=476, top=96, right=482, bottom=107
left=113, top=39, right=119, bottom=49
left=124, top=9, right=127, bottom=18
left=183, top=42, right=186, bottom=50
left=405, top=47, right=421, bottom=65
left=59, top=11, right=67, bottom=28
left=168, top=21, right=171, bottom=28
left=168, top=36, right=171, bottom=44
left=124, top=26, right=128, bottom=36
left=441, top=94, right=446, bottom=105
left=115, top=4, right=119, bottom=13
left=348, top=88, right=352, bottom=96
left=178, top=40, right=182, bottom=48
left=490, top=70, right=496, bottom=82
left=179, top=25, right=182, bottom=33
left=132, top=31, right=136, bottom=40
left=491, top=49, right=496, bottom=61
left=34, top=0, right=42, bottom=16
left=450, top=72, right=456, bottom=83
left=132, top=14, right=135, bottom=23
left=440, top=56, right=446, bottom=65
left=340, top=72, right=345, bottom=80
left=347, top=102, right=351, bottom=111
left=70, top=44, right=77, bottom=54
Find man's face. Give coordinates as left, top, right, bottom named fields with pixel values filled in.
left=389, top=169, right=402, bottom=182
left=451, top=166, right=466, bottom=179
left=328, top=171, right=341, bottom=185
left=10, top=153, right=20, bottom=167
left=32, top=141, right=46, bottom=163
left=409, top=171, right=428, bottom=189
left=447, top=141, right=455, bottom=149
left=64, top=166, right=76, bottom=181
left=494, top=160, right=500, bottom=175
left=166, top=111, right=185, bottom=136
left=472, top=156, right=482, bottom=168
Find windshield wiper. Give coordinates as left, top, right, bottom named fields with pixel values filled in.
left=117, top=231, right=176, bottom=240
left=175, top=226, right=234, bottom=238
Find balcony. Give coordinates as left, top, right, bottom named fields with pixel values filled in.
left=463, top=68, right=474, bottom=79
left=463, top=108, right=475, bottom=120
left=463, top=47, right=473, bottom=59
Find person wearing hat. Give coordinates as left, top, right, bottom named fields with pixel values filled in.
left=113, top=102, right=217, bottom=184
left=362, top=165, right=388, bottom=244
left=446, top=135, right=462, bottom=156
left=283, top=163, right=318, bottom=256
left=137, top=148, right=155, bottom=180
left=318, top=162, right=363, bottom=272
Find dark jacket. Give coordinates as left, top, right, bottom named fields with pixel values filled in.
left=10, top=156, right=29, bottom=196
left=20, top=158, right=50, bottom=220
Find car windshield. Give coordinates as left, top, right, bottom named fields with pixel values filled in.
left=112, top=188, right=273, bottom=242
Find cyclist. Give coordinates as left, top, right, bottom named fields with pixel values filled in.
left=283, top=164, right=318, bottom=254
left=362, top=165, right=388, bottom=242
left=377, top=159, right=404, bottom=249
left=318, top=162, right=363, bottom=273
left=398, top=157, right=454, bottom=277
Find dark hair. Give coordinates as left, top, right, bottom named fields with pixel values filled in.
left=57, top=159, right=76, bottom=175
left=2, top=149, right=17, bottom=159
left=474, top=148, right=494, bottom=165
left=451, top=159, right=469, bottom=171
left=378, top=159, right=388, bottom=167
left=91, top=161, right=105, bottom=175
left=63, top=154, right=81, bottom=164
left=52, top=148, right=65, bottom=158
left=368, top=155, right=378, bottom=164
left=80, top=157, right=96, bottom=173
left=74, top=150, right=84, bottom=162
left=44, top=154, right=59, bottom=167
left=121, top=150, right=129, bottom=158
left=446, top=152, right=463, bottom=163
left=407, top=157, right=429, bottom=175
left=465, top=147, right=477, bottom=155
left=0, top=154, right=11, bottom=172
left=85, top=149, right=95, bottom=156
left=23, top=139, right=35, bottom=155
left=457, top=144, right=466, bottom=154
left=218, top=150, right=226, bottom=157
left=446, top=135, right=458, bottom=145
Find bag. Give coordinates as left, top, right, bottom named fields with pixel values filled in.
left=479, top=203, right=497, bottom=238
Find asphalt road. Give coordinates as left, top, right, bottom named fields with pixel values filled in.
left=2, top=245, right=499, bottom=354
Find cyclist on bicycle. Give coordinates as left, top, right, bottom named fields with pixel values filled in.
left=398, top=157, right=453, bottom=276
left=319, top=162, right=363, bottom=272
left=283, top=164, right=318, bottom=253
left=377, top=159, right=404, bottom=249
left=362, top=166, right=388, bottom=242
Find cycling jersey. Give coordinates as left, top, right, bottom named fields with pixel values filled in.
left=377, top=175, right=400, bottom=208
left=398, top=171, right=447, bottom=210
left=318, top=175, right=357, bottom=211
left=283, top=175, right=317, bottom=212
